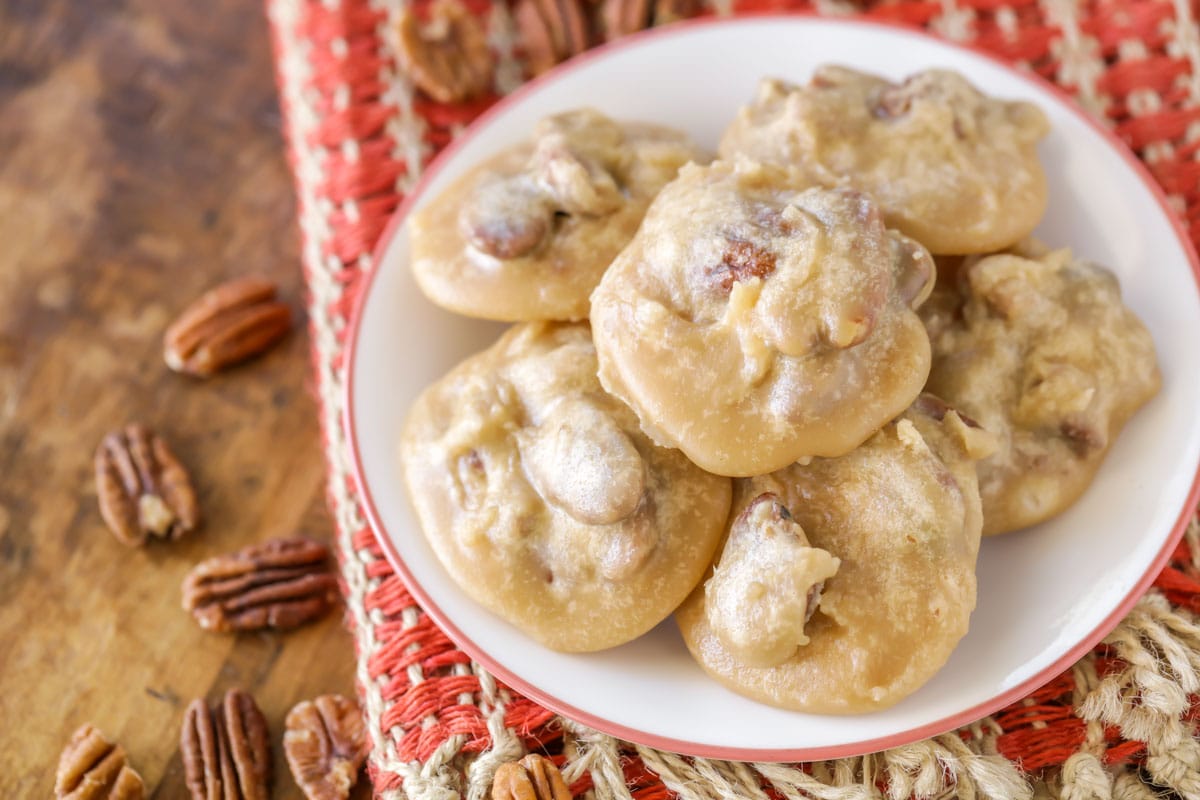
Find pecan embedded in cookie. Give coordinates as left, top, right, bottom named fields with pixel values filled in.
left=677, top=398, right=989, bottom=713
left=401, top=322, right=731, bottom=652
left=922, top=247, right=1160, bottom=535
left=720, top=67, right=1049, bottom=255
left=408, top=108, right=708, bottom=322
left=591, top=159, right=935, bottom=476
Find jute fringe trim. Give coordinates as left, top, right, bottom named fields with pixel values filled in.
left=389, top=587, right=1200, bottom=800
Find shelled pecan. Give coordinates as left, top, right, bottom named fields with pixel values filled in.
left=396, top=0, right=494, bottom=103
left=492, top=754, right=572, bottom=800
left=599, top=0, right=650, bottom=40
left=516, top=0, right=700, bottom=72
left=95, top=424, right=199, bottom=546
left=650, top=0, right=701, bottom=24
left=55, top=724, right=145, bottom=800
left=181, top=689, right=272, bottom=800
left=182, top=537, right=339, bottom=632
left=163, top=276, right=291, bottom=377
left=514, top=0, right=590, bottom=75
left=283, top=694, right=368, bottom=800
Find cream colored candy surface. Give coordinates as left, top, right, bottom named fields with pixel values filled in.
left=923, top=248, right=1161, bottom=535
left=676, top=398, right=991, bottom=713
left=590, top=159, right=935, bottom=477
left=400, top=322, right=732, bottom=652
left=719, top=67, right=1049, bottom=254
left=408, top=109, right=707, bottom=321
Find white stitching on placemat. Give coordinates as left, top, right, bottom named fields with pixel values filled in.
left=268, top=1, right=423, bottom=796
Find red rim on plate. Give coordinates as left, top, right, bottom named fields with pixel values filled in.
left=344, top=14, right=1200, bottom=761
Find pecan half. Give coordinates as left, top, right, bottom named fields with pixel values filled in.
left=55, top=724, right=145, bottom=800
left=182, top=538, right=339, bottom=633
left=95, top=424, right=199, bottom=546
left=652, top=0, right=700, bottom=24
left=182, top=689, right=272, bottom=800
left=514, top=0, right=590, bottom=75
left=458, top=176, right=555, bottom=259
left=397, top=0, right=494, bottom=104
left=600, top=0, right=651, bottom=40
left=164, top=277, right=292, bottom=377
left=492, top=754, right=572, bottom=800
left=284, top=695, right=368, bottom=800
left=708, top=239, right=776, bottom=292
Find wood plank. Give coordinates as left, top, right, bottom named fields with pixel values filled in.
left=0, top=1, right=369, bottom=796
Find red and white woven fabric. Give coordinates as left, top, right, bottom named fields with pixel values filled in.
left=265, top=1, right=1200, bottom=797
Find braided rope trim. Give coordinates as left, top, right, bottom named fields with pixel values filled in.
left=265, top=0, right=1200, bottom=796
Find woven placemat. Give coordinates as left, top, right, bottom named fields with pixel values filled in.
left=264, top=0, right=1200, bottom=796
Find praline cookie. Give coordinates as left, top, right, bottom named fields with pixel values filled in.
left=922, top=248, right=1161, bottom=535
left=675, top=396, right=993, bottom=713
left=408, top=108, right=707, bottom=321
left=401, top=322, right=732, bottom=652
left=590, top=158, right=936, bottom=477
left=719, top=66, right=1049, bottom=254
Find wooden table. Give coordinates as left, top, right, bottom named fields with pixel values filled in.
left=0, top=1, right=367, bottom=796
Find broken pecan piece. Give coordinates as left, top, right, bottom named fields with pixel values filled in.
left=492, top=754, right=572, bottom=800
left=182, top=538, right=339, bottom=633
left=397, top=0, right=494, bottom=104
left=95, top=424, right=199, bottom=546
left=708, top=239, right=776, bottom=292
left=55, top=724, right=145, bottom=800
left=182, top=689, right=272, bottom=800
left=284, top=694, right=368, bottom=800
left=164, top=276, right=292, bottom=377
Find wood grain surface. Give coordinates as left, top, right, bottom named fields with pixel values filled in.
left=0, top=1, right=369, bottom=796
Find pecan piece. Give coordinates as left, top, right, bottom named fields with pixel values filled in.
left=284, top=695, right=368, bottom=800
left=397, top=0, right=494, bottom=104
left=182, top=538, right=339, bottom=633
left=515, top=0, right=590, bottom=75
left=492, top=754, right=572, bottom=800
left=164, top=277, right=292, bottom=377
left=459, top=176, right=555, bottom=259
left=652, top=0, right=701, bottom=24
left=182, top=689, right=272, bottom=800
left=55, top=724, right=145, bottom=800
left=600, top=0, right=651, bottom=40
left=708, top=239, right=776, bottom=292
left=95, top=424, right=199, bottom=546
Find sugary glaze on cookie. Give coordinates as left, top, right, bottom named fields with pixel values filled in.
left=922, top=248, right=1161, bottom=535
left=408, top=109, right=707, bottom=322
left=400, top=322, right=732, bottom=652
left=675, top=397, right=993, bottom=713
left=590, top=159, right=936, bottom=477
left=719, top=66, right=1049, bottom=255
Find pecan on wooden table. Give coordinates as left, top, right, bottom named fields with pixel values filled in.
left=55, top=724, right=145, bottom=800
left=284, top=694, right=368, bottom=800
left=95, top=424, right=199, bottom=546
left=163, top=276, right=292, bottom=377
left=181, top=689, right=272, bottom=800
left=182, top=537, right=339, bottom=632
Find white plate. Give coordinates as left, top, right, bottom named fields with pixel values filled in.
left=346, top=16, right=1200, bottom=760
